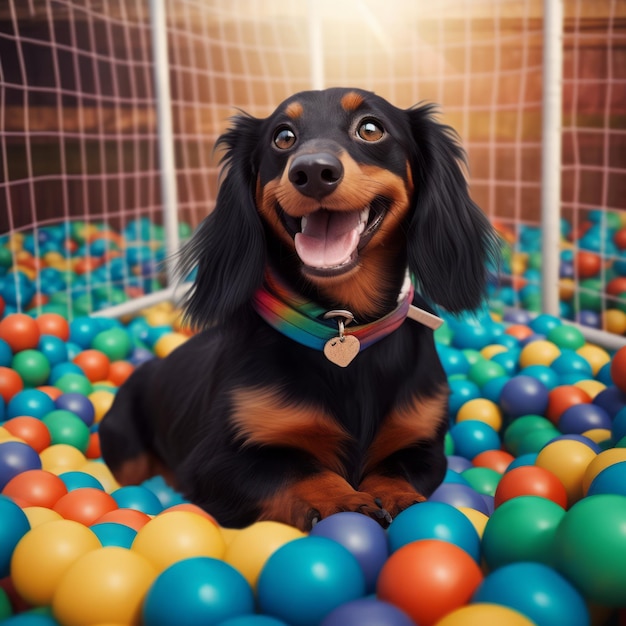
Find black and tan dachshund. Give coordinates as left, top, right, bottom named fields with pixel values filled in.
left=100, top=88, right=499, bottom=531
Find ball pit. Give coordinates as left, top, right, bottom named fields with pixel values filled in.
left=2, top=226, right=626, bottom=625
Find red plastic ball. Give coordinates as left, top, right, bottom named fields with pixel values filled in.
left=545, top=385, right=592, bottom=425
left=94, top=507, right=152, bottom=531
left=3, top=416, right=51, bottom=453
left=35, top=313, right=70, bottom=341
left=614, top=227, right=626, bottom=250
left=0, top=367, right=24, bottom=403
left=574, top=251, right=602, bottom=278
left=472, top=450, right=515, bottom=474
left=73, top=349, right=111, bottom=383
left=494, top=465, right=568, bottom=509
left=107, top=360, right=135, bottom=386
left=53, top=487, right=118, bottom=525
left=2, top=469, right=68, bottom=508
left=611, top=346, right=626, bottom=393
left=0, top=313, right=41, bottom=353
left=606, top=277, right=626, bottom=297
left=377, top=539, right=483, bottom=626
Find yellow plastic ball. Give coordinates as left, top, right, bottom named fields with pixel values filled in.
left=22, top=506, right=63, bottom=528
left=456, top=398, right=502, bottom=431
left=80, top=460, right=121, bottom=493
left=519, top=340, right=561, bottom=368
left=581, top=448, right=626, bottom=495
left=576, top=343, right=611, bottom=376
left=154, top=332, right=189, bottom=359
left=573, top=379, right=606, bottom=399
left=89, top=389, right=115, bottom=424
left=144, top=308, right=175, bottom=328
left=434, top=603, right=536, bottom=626
left=40, top=444, right=86, bottom=474
left=604, top=309, right=626, bottom=335
left=457, top=507, right=489, bottom=539
left=480, top=344, right=508, bottom=360
left=52, top=547, right=157, bottom=626
left=559, top=278, right=576, bottom=301
left=224, top=521, right=305, bottom=589
left=581, top=428, right=612, bottom=445
left=11, top=519, right=101, bottom=606
left=535, top=439, right=597, bottom=507
left=0, top=427, right=24, bottom=443
left=132, top=511, right=225, bottom=573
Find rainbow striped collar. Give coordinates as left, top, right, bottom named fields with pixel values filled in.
left=252, top=268, right=442, bottom=354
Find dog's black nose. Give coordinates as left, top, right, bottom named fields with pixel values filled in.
left=288, top=153, right=343, bottom=199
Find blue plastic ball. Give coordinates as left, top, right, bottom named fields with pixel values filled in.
left=6, top=389, right=56, bottom=420
left=218, top=617, right=288, bottom=626
left=481, top=375, right=510, bottom=403
left=594, top=386, right=626, bottom=418
left=587, top=462, right=626, bottom=497
left=320, top=597, right=414, bottom=626
left=0, top=495, right=30, bottom=577
left=1, top=612, right=59, bottom=626
left=309, top=512, right=389, bottom=593
left=111, top=485, right=164, bottom=516
left=0, top=441, right=41, bottom=490
left=446, top=455, right=473, bottom=473
left=143, top=557, right=254, bottom=626
left=257, top=537, right=365, bottom=626
left=612, top=406, right=626, bottom=442
left=387, top=501, right=480, bottom=561
left=558, top=403, right=611, bottom=435
left=499, top=375, right=549, bottom=420
left=91, top=522, right=137, bottom=549
left=58, top=471, right=104, bottom=492
left=0, top=338, right=12, bottom=367
left=436, top=345, right=470, bottom=377
left=519, top=365, right=559, bottom=390
left=428, top=482, right=491, bottom=516
left=529, top=314, right=562, bottom=336
left=551, top=350, right=593, bottom=378
left=37, top=335, right=68, bottom=366
left=142, top=475, right=187, bottom=508
left=449, top=419, right=501, bottom=460
left=49, top=362, right=83, bottom=384
left=69, top=316, right=101, bottom=349
left=448, top=378, right=481, bottom=416
left=473, top=562, right=589, bottom=626
left=54, top=393, right=95, bottom=427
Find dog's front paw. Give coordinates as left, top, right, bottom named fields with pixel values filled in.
left=359, top=475, right=426, bottom=520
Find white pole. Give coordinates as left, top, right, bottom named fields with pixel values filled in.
left=149, top=0, right=180, bottom=285
left=307, top=0, right=325, bottom=89
left=541, top=0, right=564, bottom=316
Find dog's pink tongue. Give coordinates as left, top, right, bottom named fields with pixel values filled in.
left=294, top=210, right=360, bottom=268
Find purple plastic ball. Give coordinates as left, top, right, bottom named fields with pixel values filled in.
left=558, top=403, right=612, bottom=435
left=55, top=392, right=95, bottom=427
left=309, top=512, right=389, bottom=593
left=499, top=375, right=549, bottom=420
left=320, top=597, right=414, bottom=626
left=428, top=482, right=491, bottom=515
left=0, top=441, right=42, bottom=490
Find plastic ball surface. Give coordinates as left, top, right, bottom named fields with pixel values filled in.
left=377, top=539, right=483, bottom=626
left=132, top=510, right=225, bottom=572
left=2, top=469, right=68, bottom=509
left=10, top=519, right=101, bottom=605
left=142, top=556, right=254, bottom=626
left=499, top=375, right=549, bottom=420
left=0, top=441, right=42, bottom=490
left=52, top=546, right=157, bottom=626
left=257, top=536, right=365, bottom=626
left=449, top=419, right=501, bottom=460
left=224, top=520, right=305, bottom=589
left=473, top=562, right=589, bottom=626
left=611, top=345, right=626, bottom=392
left=552, top=493, right=626, bottom=606
left=6, top=389, right=56, bottom=420
left=52, top=487, right=118, bottom=525
left=434, top=603, right=537, bottom=626
left=387, top=501, right=480, bottom=561
left=320, top=597, right=414, bottom=626
left=309, top=511, right=389, bottom=593
left=111, top=485, right=164, bottom=516
left=0, top=495, right=30, bottom=578
left=493, top=465, right=568, bottom=508
left=482, top=495, right=565, bottom=570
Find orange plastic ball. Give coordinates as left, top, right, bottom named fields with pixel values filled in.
left=35, top=313, right=70, bottom=341
left=2, top=469, right=68, bottom=508
left=72, top=349, right=111, bottom=383
left=610, top=346, right=626, bottom=393
left=53, top=488, right=118, bottom=525
left=575, top=250, right=602, bottom=278
left=37, top=385, right=63, bottom=401
left=493, top=465, right=568, bottom=509
left=0, top=313, right=40, bottom=353
left=377, top=539, right=483, bottom=626
left=107, top=360, right=134, bottom=386
left=94, top=508, right=152, bottom=532
left=85, top=432, right=100, bottom=459
left=472, top=449, right=515, bottom=474
left=504, top=325, right=534, bottom=341
left=3, top=416, right=51, bottom=452
left=0, top=367, right=24, bottom=403
left=545, top=385, right=592, bottom=425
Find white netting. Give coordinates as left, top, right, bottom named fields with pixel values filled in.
left=1, top=0, right=625, bottom=344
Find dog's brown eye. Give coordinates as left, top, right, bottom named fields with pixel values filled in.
left=273, top=127, right=296, bottom=150
left=357, top=119, right=384, bottom=142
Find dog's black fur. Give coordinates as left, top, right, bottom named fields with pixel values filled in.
left=100, top=88, right=499, bottom=530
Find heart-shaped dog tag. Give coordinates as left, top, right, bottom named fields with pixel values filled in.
left=323, top=335, right=360, bottom=367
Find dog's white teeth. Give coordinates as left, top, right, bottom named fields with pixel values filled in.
left=357, top=208, right=369, bottom=234
left=301, top=216, right=307, bottom=233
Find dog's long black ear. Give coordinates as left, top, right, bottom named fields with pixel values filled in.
left=177, top=114, right=266, bottom=329
left=405, top=104, right=500, bottom=313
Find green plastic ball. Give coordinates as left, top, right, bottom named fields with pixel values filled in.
left=461, top=467, right=501, bottom=497
left=546, top=324, right=586, bottom=350
left=91, top=327, right=132, bottom=361
left=54, top=372, right=93, bottom=396
left=553, top=494, right=626, bottom=606
left=503, top=415, right=557, bottom=456
left=467, top=359, right=507, bottom=389
left=42, top=409, right=90, bottom=453
left=11, top=349, right=51, bottom=387
left=482, top=495, right=565, bottom=571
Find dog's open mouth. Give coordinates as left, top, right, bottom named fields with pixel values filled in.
left=279, top=197, right=388, bottom=275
